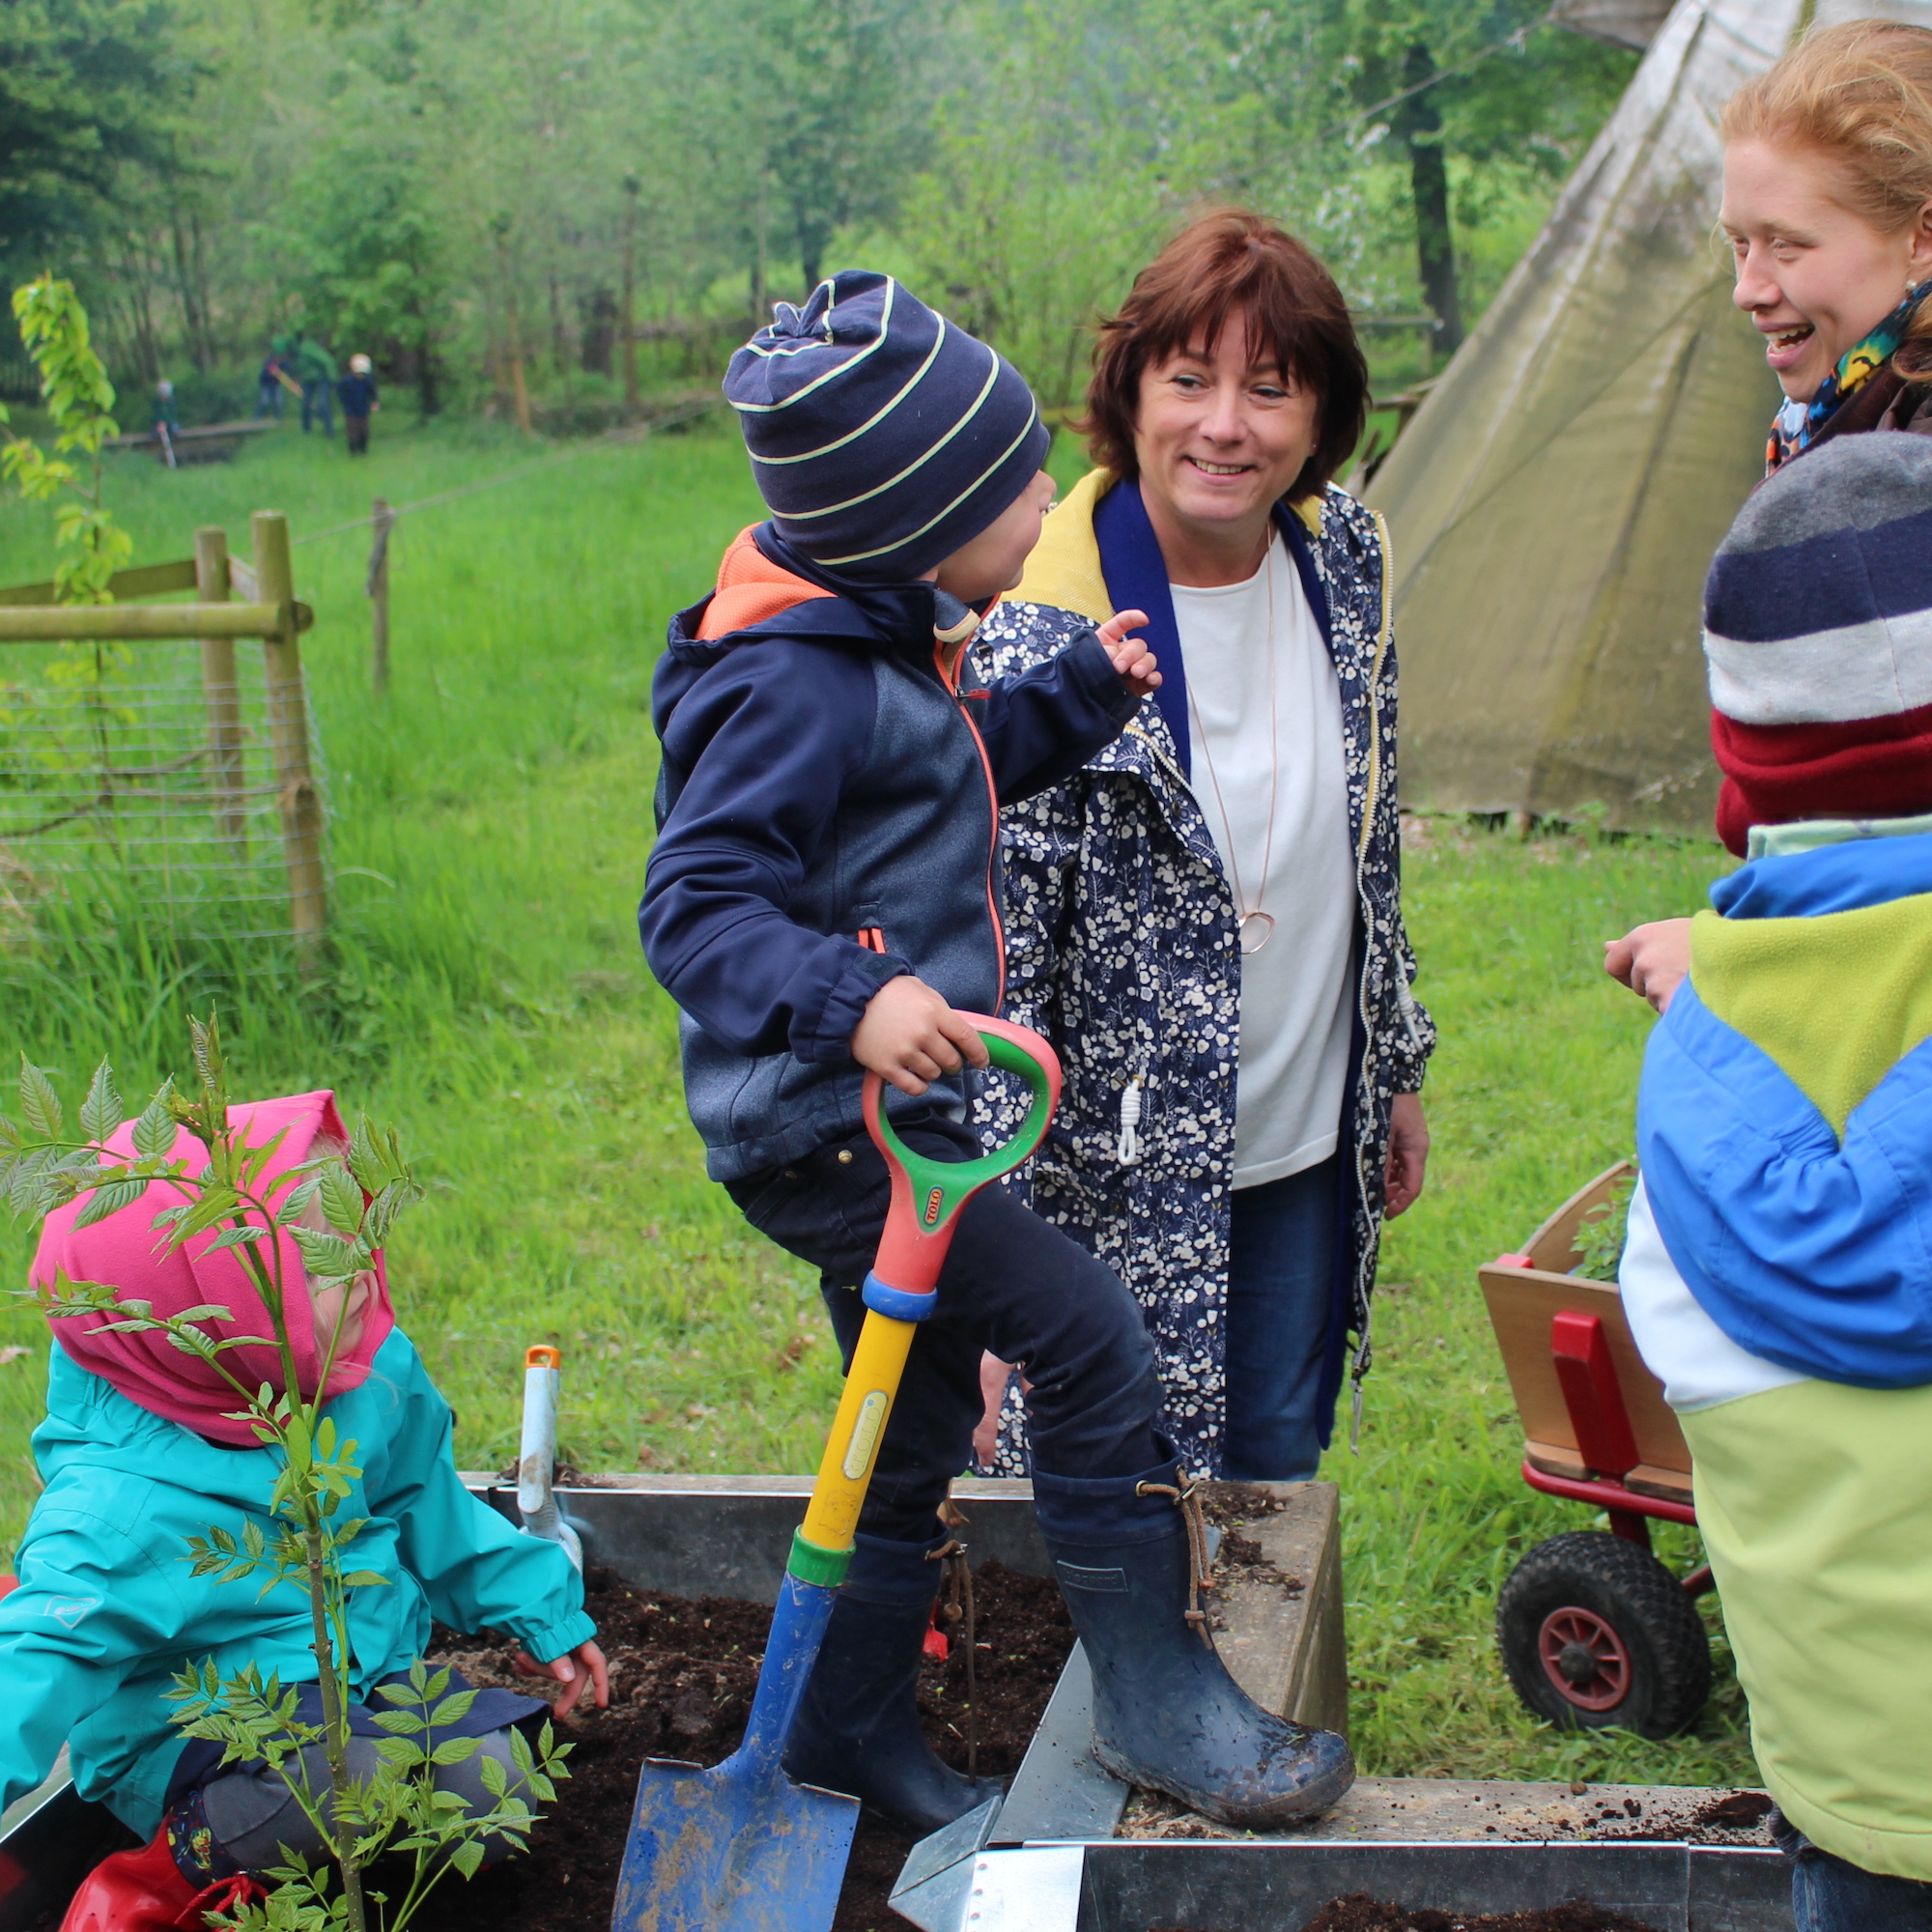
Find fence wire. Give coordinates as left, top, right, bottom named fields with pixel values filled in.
left=0, top=638, right=328, bottom=946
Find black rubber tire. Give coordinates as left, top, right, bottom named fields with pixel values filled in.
left=1495, top=1530, right=1712, bottom=1739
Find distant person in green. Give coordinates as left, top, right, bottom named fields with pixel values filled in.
left=292, top=334, right=338, bottom=438
left=337, top=354, right=379, bottom=456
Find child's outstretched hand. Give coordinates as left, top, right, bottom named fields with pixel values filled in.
left=1097, top=608, right=1159, bottom=697
left=513, top=1638, right=611, bottom=1719
left=852, top=975, right=990, bottom=1097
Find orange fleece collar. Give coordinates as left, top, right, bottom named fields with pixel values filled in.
left=696, top=526, right=836, bottom=640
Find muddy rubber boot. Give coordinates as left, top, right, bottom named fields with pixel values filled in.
left=781, top=1530, right=1004, bottom=1839
left=1033, top=1454, right=1355, bottom=1828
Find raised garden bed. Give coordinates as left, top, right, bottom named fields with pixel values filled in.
left=1, top=1476, right=1791, bottom=1932
left=417, top=1558, right=1073, bottom=1932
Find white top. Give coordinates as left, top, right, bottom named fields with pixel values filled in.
left=1171, top=538, right=1355, bottom=1188
left=1619, top=1176, right=1804, bottom=1413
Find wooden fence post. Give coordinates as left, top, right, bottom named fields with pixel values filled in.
left=194, top=526, right=246, bottom=849
left=254, top=510, right=327, bottom=953
left=369, top=497, right=393, bottom=696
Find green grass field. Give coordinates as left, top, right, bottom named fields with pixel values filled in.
left=0, top=416, right=1754, bottom=1788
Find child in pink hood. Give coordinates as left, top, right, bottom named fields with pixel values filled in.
left=0, top=1090, right=606, bottom=1894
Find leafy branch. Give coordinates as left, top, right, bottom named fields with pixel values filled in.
left=0, top=274, right=132, bottom=606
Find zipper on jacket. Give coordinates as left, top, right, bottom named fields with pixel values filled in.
left=857, top=926, right=887, bottom=953
left=1349, top=507, right=1397, bottom=1452
left=935, top=639, right=1008, bottom=1009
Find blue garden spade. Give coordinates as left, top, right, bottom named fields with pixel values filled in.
left=610, top=1015, right=1061, bottom=1932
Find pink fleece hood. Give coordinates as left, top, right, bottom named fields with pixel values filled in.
left=34, top=1090, right=395, bottom=1445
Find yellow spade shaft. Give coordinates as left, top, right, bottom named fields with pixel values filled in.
left=799, top=1310, right=919, bottom=1555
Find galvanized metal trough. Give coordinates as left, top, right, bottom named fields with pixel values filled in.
left=0, top=1475, right=1789, bottom=1932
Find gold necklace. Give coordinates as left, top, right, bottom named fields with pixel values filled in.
left=1185, top=532, right=1278, bottom=955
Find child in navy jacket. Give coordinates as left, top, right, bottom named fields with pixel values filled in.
left=639, top=271, right=1354, bottom=1838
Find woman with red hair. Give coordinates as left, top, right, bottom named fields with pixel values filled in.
left=975, top=209, right=1435, bottom=1485
left=1611, top=19, right=1932, bottom=1009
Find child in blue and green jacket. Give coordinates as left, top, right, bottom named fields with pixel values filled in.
left=0, top=1090, right=605, bottom=1901
left=1620, top=432, right=1932, bottom=1932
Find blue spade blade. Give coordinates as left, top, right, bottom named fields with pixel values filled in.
left=611, top=1573, right=859, bottom=1932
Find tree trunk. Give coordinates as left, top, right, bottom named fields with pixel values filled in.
left=416, top=313, right=440, bottom=417
left=752, top=167, right=769, bottom=325
left=168, top=210, right=213, bottom=373
left=549, top=270, right=568, bottom=375
left=1396, top=42, right=1463, bottom=361
left=189, top=211, right=216, bottom=369
left=621, top=178, right=639, bottom=411
left=506, top=284, right=532, bottom=434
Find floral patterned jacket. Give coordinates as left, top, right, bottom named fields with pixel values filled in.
left=973, top=469, right=1435, bottom=1477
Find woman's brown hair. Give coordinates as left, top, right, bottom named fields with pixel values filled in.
left=1722, top=20, right=1932, bottom=377
left=1079, top=208, right=1369, bottom=501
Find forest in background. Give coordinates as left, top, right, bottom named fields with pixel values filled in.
left=2, top=0, right=1637, bottom=430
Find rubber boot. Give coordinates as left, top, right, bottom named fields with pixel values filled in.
left=781, top=1530, right=1005, bottom=1838
left=1033, top=1453, right=1355, bottom=1828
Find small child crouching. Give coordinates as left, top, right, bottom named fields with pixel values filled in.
left=1623, top=434, right=1932, bottom=1931
left=0, top=1090, right=605, bottom=1911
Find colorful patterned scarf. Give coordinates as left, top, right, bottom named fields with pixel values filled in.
left=1767, top=280, right=1932, bottom=472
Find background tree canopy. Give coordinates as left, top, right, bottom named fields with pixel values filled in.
left=0, top=0, right=1637, bottom=425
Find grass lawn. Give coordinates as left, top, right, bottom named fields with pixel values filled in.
left=0, top=414, right=1753, bottom=1788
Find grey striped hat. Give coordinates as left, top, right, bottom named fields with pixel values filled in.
left=724, top=271, right=1049, bottom=583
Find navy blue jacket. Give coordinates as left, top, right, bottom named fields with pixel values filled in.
left=640, top=526, right=1136, bottom=1181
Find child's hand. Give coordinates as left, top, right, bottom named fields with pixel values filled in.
left=1096, top=608, right=1159, bottom=697
left=513, top=1638, right=610, bottom=1719
left=1605, top=918, right=1691, bottom=1014
left=852, top=975, right=990, bottom=1097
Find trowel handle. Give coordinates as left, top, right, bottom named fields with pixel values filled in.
left=517, top=1345, right=582, bottom=1570
left=792, top=1018, right=1060, bottom=1570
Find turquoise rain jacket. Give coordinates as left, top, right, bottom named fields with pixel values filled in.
left=0, top=1328, right=593, bottom=1837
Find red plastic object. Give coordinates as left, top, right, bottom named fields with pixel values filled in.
left=58, top=1831, right=264, bottom=1932
left=0, top=1574, right=16, bottom=1601
left=922, top=1608, right=949, bottom=1661
left=1493, top=1253, right=1536, bottom=1269
left=1538, top=1605, right=1633, bottom=1712
left=1550, top=1311, right=1640, bottom=1480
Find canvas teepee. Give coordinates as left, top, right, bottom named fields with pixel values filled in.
left=1367, top=0, right=1932, bottom=834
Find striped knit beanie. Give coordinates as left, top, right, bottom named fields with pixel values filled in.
left=724, top=271, right=1049, bottom=583
left=1704, top=433, right=1932, bottom=856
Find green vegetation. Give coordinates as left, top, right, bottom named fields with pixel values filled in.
left=0, top=425, right=1750, bottom=1788
left=1, top=0, right=1635, bottom=421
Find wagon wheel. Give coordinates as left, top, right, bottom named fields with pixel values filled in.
left=1495, top=1530, right=1711, bottom=1738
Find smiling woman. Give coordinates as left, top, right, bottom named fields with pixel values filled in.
left=1605, top=19, right=1932, bottom=1011
left=973, top=209, right=1435, bottom=1487
left=1719, top=19, right=1932, bottom=468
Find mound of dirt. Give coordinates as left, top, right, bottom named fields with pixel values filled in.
left=1292, top=1897, right=1664, bottom=1932
left=412, top=1557, right=1074, bottom=1932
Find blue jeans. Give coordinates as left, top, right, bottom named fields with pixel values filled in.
left=725, top=1120, right=1166, bottom=1543
left=1777, top=1809, right=1932, bottom=1930
left=1224, top=1154, right=1340, bottom=1482
left=301, top=380, right=333, bottom=436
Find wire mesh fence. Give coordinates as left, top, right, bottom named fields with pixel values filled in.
left=0, top=635, right=329, bottom=949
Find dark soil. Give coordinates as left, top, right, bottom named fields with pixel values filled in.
left=1692, top=1791, right=1774, bottom=1831
left=412, top=1557, right=1074, bottom=1932
left=1289, top=1898, right=1664, bottom=1932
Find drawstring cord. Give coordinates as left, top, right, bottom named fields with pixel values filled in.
left=931, top=1496, right=979, bottom=1776
left=1134, top=1476, right=1215, bottom=1646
